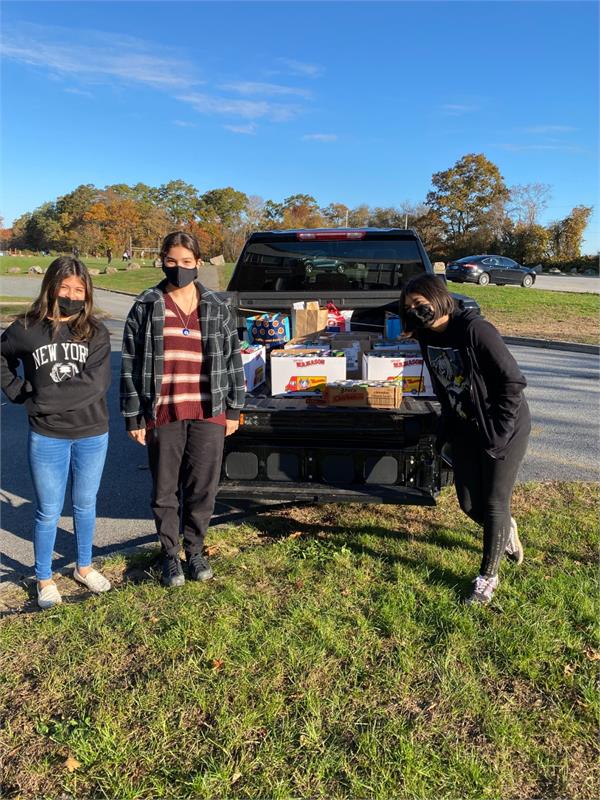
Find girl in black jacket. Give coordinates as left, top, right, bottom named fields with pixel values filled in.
left=399, top=274, right=531, bottom=604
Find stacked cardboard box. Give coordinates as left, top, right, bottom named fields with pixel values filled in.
left=363, top=351, right=434, bottom=396
left=270, top=349, right=346, bottom=395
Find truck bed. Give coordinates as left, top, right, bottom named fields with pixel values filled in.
left=219, top=392, right=447, bottom=504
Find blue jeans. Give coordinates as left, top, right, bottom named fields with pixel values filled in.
left=28, top=430, right=108, bottom=581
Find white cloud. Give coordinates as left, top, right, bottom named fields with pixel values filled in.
left=302, top=133, right=337, bottom=142
left=495, top=143, right=585, bottom=153
left=224, top=122, right=258, bottom=135
left=221, top=81, right=312, bottom=99
left=173, top=120, right=197, bottom=128
left=1, top=22, right=198, bottom=90
left=523, top=125, right=578, bottom=134
left=1, top=22, right=307, bottom=127
left=64, top=87, right=93, bottom=98
left=276, top=58, right=323, bottom=78
left=178, top=92, right=300, bottom=122
left=441, top=104, right=478, bottom=116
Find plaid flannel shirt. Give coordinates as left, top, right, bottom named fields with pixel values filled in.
left=120, top=280, right=245, bottom=430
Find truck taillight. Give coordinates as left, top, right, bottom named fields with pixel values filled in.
left=297, top=231, right=366, bottom=241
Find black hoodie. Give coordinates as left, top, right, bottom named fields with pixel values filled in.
left=1, top=318, right=111, bottom=439
left=415, top=308, right=530, bottom=458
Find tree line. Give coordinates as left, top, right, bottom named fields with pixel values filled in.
left=2, top=154, right=594, bottom=265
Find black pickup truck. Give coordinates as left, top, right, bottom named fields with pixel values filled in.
left=218, top=228, right=479, bottom=507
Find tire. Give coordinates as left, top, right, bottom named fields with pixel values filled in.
left=521, top=274, right=534, bottom=288
left=477, top=272, right=490, bottom=286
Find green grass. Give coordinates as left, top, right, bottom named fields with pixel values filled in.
left=0, top=256, right=234, bottom=293
left=449, top=282, right=599, bottom=343
left=1, top=483, right=597, bottom=799
left=0, top=295, right=32, bottom=319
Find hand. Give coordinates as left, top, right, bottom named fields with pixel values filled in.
left=128, top=428, right=147, bottom=446
left=225, top=419, right=240, bottom=437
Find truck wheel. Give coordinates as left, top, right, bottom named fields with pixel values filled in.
left=478, top=273, right=490, bottom=286
left=521, top=274, right=534, bottom=287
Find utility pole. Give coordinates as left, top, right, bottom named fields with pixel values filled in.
left=345, top=208, right=349, bottom=228
left=405, top=214, right=408, bottom=229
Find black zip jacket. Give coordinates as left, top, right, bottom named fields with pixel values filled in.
left=1, top=318, right=111, bottom=438
left=416, top=308, right=530, bottom=458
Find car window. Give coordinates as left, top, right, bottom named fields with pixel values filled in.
left=234, top=238, right=426, bottom=291
left=482, top=258, right=494, bottom=265
left=500, top=257, right=516, bottom=268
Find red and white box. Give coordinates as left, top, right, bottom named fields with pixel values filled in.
left=362, top=352, right=435, bottom=396
left=270, top=350, right=346, bottom=396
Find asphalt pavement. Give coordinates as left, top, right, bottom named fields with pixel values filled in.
left=1, top=276, right=599, bottom=584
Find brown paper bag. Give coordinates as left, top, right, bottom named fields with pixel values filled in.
left=292, top=301, right=328, bottom=338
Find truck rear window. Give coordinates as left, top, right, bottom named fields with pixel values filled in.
left=233, top=239, right=425, bottom=291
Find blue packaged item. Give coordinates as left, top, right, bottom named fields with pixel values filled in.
left=385, top=313, right=402, bottom=339
left=246, top=313, right=291, bottom=350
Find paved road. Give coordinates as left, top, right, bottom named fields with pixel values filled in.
left=1, top=284, right=598, bottom=583
left=446, top=273, right=599, bottom=293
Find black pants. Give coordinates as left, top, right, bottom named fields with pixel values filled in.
left=451, top=416, right=530, bottom=577
left=147, top=419, right=225, bottom=557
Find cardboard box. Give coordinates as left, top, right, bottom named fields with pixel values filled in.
left=324, top=381, right=403, bottom=408
left=362, top=352, right=435, bottom=396
left=328, top=333, right=373, bottom=377
left=241, top=344, right=266, bottom=391
left=270, top=350, right=346, bottom=395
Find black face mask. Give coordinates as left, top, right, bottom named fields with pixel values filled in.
left=57, top=297, right=84, bottom=317
left=162, top=265, right=198, bottom=288
left=404, top=304, right=435, bottom=330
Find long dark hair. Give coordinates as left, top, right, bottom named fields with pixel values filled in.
left=398, top=274, right=456, bottom=328
left=160, top=231, right=202, bottom=262
left=22, top=256, right=98, bottom=341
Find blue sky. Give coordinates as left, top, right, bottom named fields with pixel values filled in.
left=2, top=0, right=598, bottom=252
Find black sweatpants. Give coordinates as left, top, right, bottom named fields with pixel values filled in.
left=147, top=419, right=225, bottom=557
left=450, top=413, right=530, bottom=577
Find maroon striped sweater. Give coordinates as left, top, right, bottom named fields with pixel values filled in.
left=147, top=292, right=226, bottom=429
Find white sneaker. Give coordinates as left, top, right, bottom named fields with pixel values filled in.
left=505, top=517, right=524, bottom=565
left=37, top=581, right=62, bottom=610
left=465, top=574, right=499, bottom=605
left=73, top=567, right=111, bottom=593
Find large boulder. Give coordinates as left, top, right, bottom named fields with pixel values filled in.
left=125, top=262, right=141, bottom=271
left=209, top=254, right=225, bottom=266
left=88, top=268, right=101, bottom=276
left=7, top=267, right=20, bottom=274
left=154, top=258, right=162, bottom=268
left=103, top=266, right=118, bottom=275
left=28, top=266, right=44, bottom=275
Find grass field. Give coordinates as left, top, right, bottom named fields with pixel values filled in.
left=0, top=295, right=31, bottom=320
left=449, top=282, right=599, bottom=344
left=0, top=256, right=234, bottom=292
left=0, top=482, right=598, bottom=799
left=2, top=256, right=598, bottom=343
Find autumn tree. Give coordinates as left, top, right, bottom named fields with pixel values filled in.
left=322, top=202, right=350, bottom=227
left=508, top=183, right=551, bottom=227
left=156, top=180, right=200, bottom=226
left=548, top=205, right=593, bottom=259
left=426, top=154, right=510, bottom=250
left=281, top=194, right=325, bottom=228
left=347, top=204, right=370, bottom=228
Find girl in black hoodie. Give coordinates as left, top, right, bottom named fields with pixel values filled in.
left=399, top=274, right=531, bottom=605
